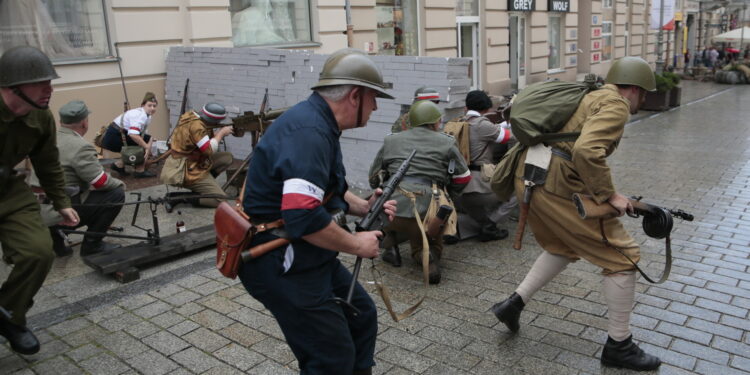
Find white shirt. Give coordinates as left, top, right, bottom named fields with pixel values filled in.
left=113, top=107, right=151, bottom=136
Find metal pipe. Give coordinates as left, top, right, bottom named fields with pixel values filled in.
left=345, top=0, right=354, bottom=47
left=656, top=0, right=667, bottom=73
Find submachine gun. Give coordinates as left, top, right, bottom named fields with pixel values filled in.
left=572, top=193, right=694, bottom=284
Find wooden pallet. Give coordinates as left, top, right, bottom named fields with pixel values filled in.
left=82, top=224, right=216, bottom=283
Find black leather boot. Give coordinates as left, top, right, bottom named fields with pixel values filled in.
left=0, top=309, right=40, bottom=355
left=478, top=224, right=509, bottom=242
left=601, top=335, right=661, bottom=371
left=382, top=245, right=402, bottom=267
left=164, top=192, right=199, bottom=213
left=491, top=292, right=525, bottom=332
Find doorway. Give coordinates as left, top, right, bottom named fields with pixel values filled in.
left=509, top=14, right=526, bottom=90
left=457, top=16, right=480, bottom=89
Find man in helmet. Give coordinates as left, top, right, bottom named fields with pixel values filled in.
left=159, top=102, right=234, bottom=209
left=369, top=100, right=471, bottom=284
left=0, top=46, right=80, bottom=355
left=238, top=49, right=397, bottom=375
left=490, top=56, right=661, bottom=371
left=390, top=86, right=441, bottom=133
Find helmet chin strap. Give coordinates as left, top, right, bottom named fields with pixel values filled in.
left=355, top=88, right=364, bottom=128
left=11, top=87, right=47, bottom=110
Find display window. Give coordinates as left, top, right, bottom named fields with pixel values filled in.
left=376, top=0, right=419, bottom=56
left=230, top=0, right=312, bottom=47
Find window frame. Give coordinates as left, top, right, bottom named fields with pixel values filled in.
left=230, top=0, right=317, bottom=48
left=547, top=13, right=564, bottom=72
left=603, top=0, right=613, bottom=8
left=0, top=0, right=114, bottom=64
left=601, top=20, right=613, bottom=61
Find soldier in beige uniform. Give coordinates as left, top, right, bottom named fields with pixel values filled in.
left=160, top=103, right=233, bottom=208
left=45, top=100, right=125, bottom=257
left=491, top=57, right=661, bottom=371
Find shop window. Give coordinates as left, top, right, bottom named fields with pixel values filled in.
left=548, top=14, right=563, bottom=70
left=0, top=0, right=110, bottom=61
left=603, top=0, right=613, bottom=8
left=602, top=21, right=613, bottom=61
left=230, top=0, right=312, bottom=47
left=376, top=0, right=419, bottom=56
left=456, top=0, right=478, bottom=17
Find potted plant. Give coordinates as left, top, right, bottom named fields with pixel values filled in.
left=662, top=71, right=682, bottom=107
left=642, top=72, right=675, bottom=111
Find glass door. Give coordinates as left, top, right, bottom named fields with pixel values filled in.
left=457, top=16, right=480, bottom=89
left=509, top=15, right=526, bottom=90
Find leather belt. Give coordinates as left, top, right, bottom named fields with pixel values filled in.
left=551, top=148, right=572, bottom=162
left=401, top=175, right=436, bottom=187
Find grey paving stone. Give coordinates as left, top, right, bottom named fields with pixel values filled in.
left=415, top=325, right=473, bottom=350
left=22, top=339, right=70, bottom=362
left=378, top=327, right=433, bottom=352
left=376, top=345, right=436, bottom=373
left=167, top=320, right=201, bottom=337
left=142, top=330, right=190, bottom=356
left=150, top=311, right=185, bottom=329
left=124, top=320, right=161, bottom=339
left=710, top=336, right=750, bottom=357
left=96, top=331, right=149, bottom=360
left=421, top=342, right=482, bottom=370
left=98, top=312, right=143, bottom=332
left=134, top=301, right=173, bottom=319
left=694, top=297, right=748, bottom=318
left=0, top=353, right=29, bottom=374
left=213, top=343, right=266, bottom=371
left=183, top=327, right=230, bottom=353
left=170, top=347, right=224, bottom=373
left=672, top=339, right=730, bottom=365
left=65, top=343, right=103, bottom=363
left=633, top=304, right=688, bottom=325
left=60, top=325, right=109, bottom=347
left=190, top=308, right=235, bottom=331
left=80, top=352, right=131, bottom=375
left=31, top=356, right=81, bottom=375
left=694, top=359, right=749, bottom=375
left=249, top=337, right=295, bottom=365
left=126, top=350, right=179, bottom=375
left=218, top=322, right=267, bottom=347
left=87, top=305, right=127, bottom=324
left=655, top=321, right=713, bottom=345
left=513, top=355, right=578, bottom=375
left=46, top=317, right=91, bottom=337
left=730, top=355, right=750, bottom=373
left=541, top=331, right=601, bottom=356
left=530, top=315, right=585, bottom=336
left=201, top=366, right=245, bottom=375
left=118, top=294, right=157, bottom=310
left=164, top=290, right=202, bottom=306
left=638, top=342, right=696, bottom=371
left=246, top=360, right=296, bottom=375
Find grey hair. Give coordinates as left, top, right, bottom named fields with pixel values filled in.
left=315, top=85, right=355, bottom=102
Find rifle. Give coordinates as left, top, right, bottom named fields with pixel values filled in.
left=180, top=78, right=190, bottom=115
left=333, top=150, right=417, bottom=316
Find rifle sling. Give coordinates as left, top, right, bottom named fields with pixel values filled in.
left=598, top=218, right=671, bottom=284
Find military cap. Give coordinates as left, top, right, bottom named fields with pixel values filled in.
left=58, top=100, right=91, bottom=124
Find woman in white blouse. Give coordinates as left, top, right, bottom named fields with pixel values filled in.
left=101, top=92, right=158, bottom=178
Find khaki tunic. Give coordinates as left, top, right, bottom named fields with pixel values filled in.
left=514, top=84, right=639, bottom=273
left=161, top=111, right=215, bottom=186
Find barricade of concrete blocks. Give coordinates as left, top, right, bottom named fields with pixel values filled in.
left=165, top=47, right=471, bottom=187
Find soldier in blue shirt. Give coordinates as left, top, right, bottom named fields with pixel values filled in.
left=239, top=49, right=396, bottom=375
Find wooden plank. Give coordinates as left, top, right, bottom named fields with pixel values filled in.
left=83, top=224, right=215, bottom=274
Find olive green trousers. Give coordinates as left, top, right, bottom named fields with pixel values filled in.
left=0, top=178, right=55, bottom=326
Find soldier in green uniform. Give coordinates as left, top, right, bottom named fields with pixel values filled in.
left=390, top=86, right=440, bottom=134
left=370, top=100, right=471, bottom=284
left=43, top=100, right=125, bottom=257
left=490, top=57, right=661, bottom=371
left=0, top=46, right=79, bottom=355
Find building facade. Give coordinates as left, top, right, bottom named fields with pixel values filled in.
left=1, top=0, right=677, bottom=141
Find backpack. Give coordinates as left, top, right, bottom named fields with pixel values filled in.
left=509, top=75, right=601, bottom=146
left=442, top=121, right=471, bottom=164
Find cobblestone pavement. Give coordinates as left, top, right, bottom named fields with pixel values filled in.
left=2, top=81, right=749, bottom=374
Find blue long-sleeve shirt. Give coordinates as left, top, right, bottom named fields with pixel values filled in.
left=243, top=92, right=349, bottom=272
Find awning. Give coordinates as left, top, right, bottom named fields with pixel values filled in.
left=712, top=27, right=750, bottom=44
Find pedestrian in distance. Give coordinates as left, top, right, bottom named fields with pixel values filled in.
left=100, top=92, right=159, bottom=178
left=43, top=100, right=125, bottom=257
left=238, top=48, right=397, bottom=375
left=369, top=100, right=471, bottom=284
left=0, top=46, right=80, bottom=355
left=490, top=56, right=662, bottom=371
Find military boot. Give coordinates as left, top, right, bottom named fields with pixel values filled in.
left=80, top=238, right=120, bottom=257
left=382, top=245, right=402, bottom=267
left=0, top=308, right=40, bottom=355
left=478, top=223, right=509, bottom=242
left=491, top=292, right=525, bottom=332
left=164, top=192, right=200, bottom=213
left=601, top=335, right=661, bottom=371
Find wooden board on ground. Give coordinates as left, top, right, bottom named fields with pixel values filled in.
left=82, top=224, right=215, bottom=282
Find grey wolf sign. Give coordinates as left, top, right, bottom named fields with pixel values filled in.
left=548, top=0, right=570, bottom=12
left=509, top=0, right=535, bottom=11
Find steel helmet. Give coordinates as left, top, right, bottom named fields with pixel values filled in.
left=311, top=48, right=394, bottom=99
left=605, top=56, right=656, bottom=92
left=413, top=87, right=440, bottom=102
left=199, top=102, right=227, bottom=124
left=0, top=46, right=60, bottom=87
left=409, top=100, right=442, bottom=128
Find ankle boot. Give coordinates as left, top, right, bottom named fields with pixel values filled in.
left=478, top=224, right=509, bottom=242
left=491, top=292, right=525, bottom=332
left=0, top=312, right=40, bottom=355
left=601, top=335, right=661, bottom=371
left=382, top=245, right=402, bottom=267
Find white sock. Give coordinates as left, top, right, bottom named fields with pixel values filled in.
left=515, top=251, right=571, bottom=304
left=602, top=271, right=636, bottom=341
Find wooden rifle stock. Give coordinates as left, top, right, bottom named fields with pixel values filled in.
left=241, top=237, right=289, bottom=263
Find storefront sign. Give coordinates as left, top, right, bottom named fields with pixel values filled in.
left=591, top=52, right=601, bottom=63
left=509, top=0, right=535, bottom=11
left=548, top=0, right=570, bottom=12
